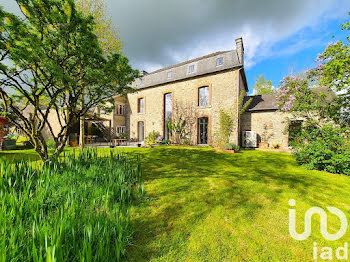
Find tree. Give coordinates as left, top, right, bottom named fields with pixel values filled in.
left=276, top=14, right=350, bottom=175
left=216, top=91, right=252, bottom=147
left=75, top=0, right=123, bottom=149
left=0, top=0, right=138, bottom=162
left=252, top=74, right=275, bottom=95
left=309, top=17, right=350, bottom=126
left=75, top=0, right=122, bottom=54
left=169, top=99, right=199, bottom=144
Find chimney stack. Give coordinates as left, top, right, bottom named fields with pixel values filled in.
left=235, top=37, right=244, bottom=65
left=140, top=70, right=149, bottom=77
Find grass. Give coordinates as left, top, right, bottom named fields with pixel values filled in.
left=2, top=146, right=350, bottom=261
left=0, top=149, right=143, bottom=261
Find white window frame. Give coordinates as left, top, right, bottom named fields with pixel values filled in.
left=138, top=97, right=145, bottom=113
left=198, top=86, right=210, bottom=107
left=115, top=104, right=125, bottom=115
left=167, top=71, right=172, bottom=79
left=216, top=57, right=223, bottom=66
left=188, top=64, right=195, bottom=74
left=116, top=126, right=126, bottom=136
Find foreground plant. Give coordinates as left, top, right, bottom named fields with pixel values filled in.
left=0, top=149, right=144, bottom=261
left=0, top=0, right=138, bottom=161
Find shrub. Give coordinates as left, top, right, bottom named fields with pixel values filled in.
left=0, top=149, right=144, bottom=261
left=145, top=130, right=160, bottom=146
left=223, top=143, right=240, bottom=152
left=294, top=124, right=350, bottom=175
left=183, top=138, right=191, bottom=145
left=47, top=140, right=56, bottom=149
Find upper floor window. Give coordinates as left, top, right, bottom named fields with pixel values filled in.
left=138, top=97, right=145, bottom=113
left=115, top=104, right=125, bottom=115
left=167, top=71, right=172, bottom=79
left=198, top=86, right=209, bottom=107
left=216, top=57, right=223, bottom=66
left=188, top=64, right=195, bottom=74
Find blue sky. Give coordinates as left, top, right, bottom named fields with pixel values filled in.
left=2, top=0, right=350, bottom=95
left=245, top=15, right=349, bottom=94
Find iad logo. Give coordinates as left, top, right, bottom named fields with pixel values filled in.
left=289, top=199, right=348, bottom=241
left=288, top=199, right=349, bottom=260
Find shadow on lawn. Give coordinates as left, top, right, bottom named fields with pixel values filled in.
left=125, top=147, right=341, bottom=261
left=0, top=149, right=41, bottom=162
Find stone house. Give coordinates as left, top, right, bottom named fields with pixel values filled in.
left=27, top=37, right=297, bottom=149
left=107, top=37, right=297, bottom=149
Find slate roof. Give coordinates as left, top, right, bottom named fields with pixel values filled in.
left=134, top=49, right=243, bottom=89
left=243, top=94, right=279, bottom=112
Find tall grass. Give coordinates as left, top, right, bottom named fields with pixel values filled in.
left=0, top=149, right=144, bottom=261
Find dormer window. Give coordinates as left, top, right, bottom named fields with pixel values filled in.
left=188, top=64, right=195, bottom=74
left=167, top=71, right=172, bottom=79
left=216, top=57, right=223, bottom=66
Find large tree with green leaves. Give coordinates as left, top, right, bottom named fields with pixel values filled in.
left=75, top=0, right=122, bottom=54
left=75, top=0, right=123, bottom=149
left=276, top=14, right=350, bottom=175
left=0, top=0, right=138, bottom=161
left=252, top=74, right=275, bottom=95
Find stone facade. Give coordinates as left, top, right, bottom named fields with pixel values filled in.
left=30, top=37, right=294, bottom=150
left=113, top=68, right=245, bottom=145
left=240, top=111, right=290, bottom=149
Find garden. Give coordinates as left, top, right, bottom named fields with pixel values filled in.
left=0, top=1, right=349, bottom=261
left=2, top=146, right=350, bottom=261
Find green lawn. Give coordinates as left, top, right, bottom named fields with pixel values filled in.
left=2, top=146, right=350, bottom=261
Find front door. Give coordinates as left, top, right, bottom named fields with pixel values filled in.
left=198, top=117, right=208, bottom=144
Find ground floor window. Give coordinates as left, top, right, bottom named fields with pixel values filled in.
left=164, top=93, right=172, bottom=140
left=138, top=121, right=145, bottom=142
left=197, top=117, right=208, bottom=144
left=116, top=126, right=126, bottom=136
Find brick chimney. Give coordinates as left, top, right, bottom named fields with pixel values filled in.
left=235, top=37, right=244, bottom=65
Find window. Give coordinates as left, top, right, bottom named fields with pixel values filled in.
left=188, top=64, right=195, bottom=74
left=216, top=57, right=223, bottom=66
left=167, top=71, right=172, bottom=79
left=198, top=117, right=209, bottom=144
left=116, top=126, right=126, bottom=136
left=138, top=121, right=144, bottom=142
left=198, top=86, right=209, bottom=107
left=138, top=98, right=145, bottom=113
left=164, top=93, right=172, bottom=140
left=116, top=104, right=125, bottom=115
left=140, top=78, right=144, bottom=84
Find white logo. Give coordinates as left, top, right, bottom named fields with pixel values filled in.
left=288, top=199, right=348, bottom=241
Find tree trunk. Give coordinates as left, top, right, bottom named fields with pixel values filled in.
left=79, top=116, right=85, bottom=149
left=79, top=93, right=85, bottom=149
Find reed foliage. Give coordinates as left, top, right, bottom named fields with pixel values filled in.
left=0, top=149, right=144, bottom=262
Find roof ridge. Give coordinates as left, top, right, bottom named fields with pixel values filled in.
left=149, top=50, right=233, bottom=75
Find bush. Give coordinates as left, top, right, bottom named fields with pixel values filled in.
left=294, top=124, right=350, bottom=175
left=145, top=130, right=160, bottom=146
left=47, top=140, right=56, bottom=149
left=223, top=143, right=240, bottom=152
left=0, top=149, right=144, bottom=261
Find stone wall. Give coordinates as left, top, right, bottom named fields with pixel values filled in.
left=124, top=68, right=241, bottom=145
left=240, top=111, right=290, bottom=149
